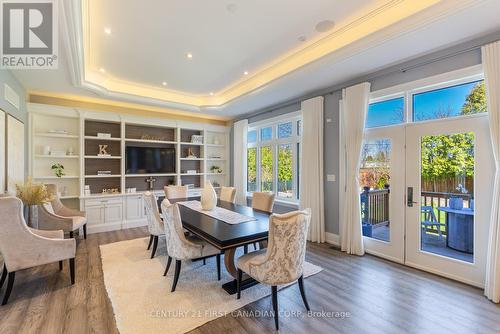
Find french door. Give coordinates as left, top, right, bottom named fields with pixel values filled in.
left=405, top=115, right=494, bottom=286
left=362, top=114, right=494, bottom=286
left=361, top=125, right=405, bottom=263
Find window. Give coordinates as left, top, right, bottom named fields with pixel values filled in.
left=366, top=97, right=404, bottom=128
left=247, top=147, right=257, bottom=191
left=413, top=80, right=486, bottom=122
left=247, top=112, right=301, bottom=201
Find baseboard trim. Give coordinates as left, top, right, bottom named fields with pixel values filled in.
left=87, top=222, right=123, bottom=234
left=325, top=232, right=340, bottom=246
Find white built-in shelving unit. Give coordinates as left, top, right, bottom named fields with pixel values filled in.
left=28, top=103, right=230, bottom=233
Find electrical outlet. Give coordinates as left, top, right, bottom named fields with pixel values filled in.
left=327, top=174, right=336, bottom=182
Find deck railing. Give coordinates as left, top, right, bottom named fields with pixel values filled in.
left=421, top=191, right=472, bottom=223
left=360, top=187, right=390, bottom=227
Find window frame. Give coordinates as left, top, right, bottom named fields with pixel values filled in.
left=247, top=111, right=301, bottom=203
left=368, top=65, right=485, bottom=129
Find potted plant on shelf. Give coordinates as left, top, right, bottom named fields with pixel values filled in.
left=210, top=165, right=222, bottom=174
left=51, top=163, right=65, bottom=178
left=15, top=177, right=53, bottom=228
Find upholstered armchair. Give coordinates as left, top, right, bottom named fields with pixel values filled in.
left=220, top=186, right=236, bottom=203
left=163, top=185, right=188, bottom=200
left=143, top=192, right=165, bottom=259
left=0, top=197, right=76, bottom=305
left=38, top=184, right=87, bottom=239
left=251, top=191, right=275, bottom=213
left=160, top=200, right=221, bottom=292
left=236, top=209, right=311, bottom=330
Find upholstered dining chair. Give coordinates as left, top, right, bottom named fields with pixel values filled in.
left=163, top=185, right=189, bottom=200
left=0, top=197, right=76, bottom=305
left=38, top=184, right=87, bottom=239
left=251, top=191, right=275, bottom=213
left=236, top=209, right=312, bottom=330
left=248, top=191, right=275, bottom=252
left=219, top=186, right=236, bottom=203
left=160, top=200, right=221, bottom=292
left=143, top=192, right=165, bottom=259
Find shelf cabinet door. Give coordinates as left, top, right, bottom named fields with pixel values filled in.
left=126, top=195, right=144, bottom=221
left=105, top=203, right=123, bottom=224
left=86, top=205, right=105, bottom=226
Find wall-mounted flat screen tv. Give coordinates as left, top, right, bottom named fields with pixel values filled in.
left=126, top=146, right=175, bottom=174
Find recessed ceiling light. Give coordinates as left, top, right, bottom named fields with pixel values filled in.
left=186, top=53, right=193, bottom=59
left=226, top=3, right=238, bottom=13
left=162, top=81, right=167, bottom=86
left=315, top=20, right=335, bottom=33
left=209, top=92, right=214, bottom=96
left=104, top=28, right=111, bottom=35
left=99, top=68, right=105, bottom=73
left=243, top=71, right=249, bottom=76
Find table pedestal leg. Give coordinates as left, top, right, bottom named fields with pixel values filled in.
left=221, top=246, right=259, bottom=295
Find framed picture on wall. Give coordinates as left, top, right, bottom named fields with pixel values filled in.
left=6, top=114, right=24, bottom=193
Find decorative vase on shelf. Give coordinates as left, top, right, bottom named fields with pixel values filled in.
left=201, top=181, right=217, bottom=211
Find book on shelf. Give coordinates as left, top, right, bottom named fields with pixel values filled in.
left=97, top=170, right=112, bottom=175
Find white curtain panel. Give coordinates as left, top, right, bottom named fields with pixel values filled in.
left=340, top=82, right=371, bottom=255
left=233, top=119, right=248, bottom=205
left=483, top=41, right=500, bottom=303
left=300, top=96, right=325, bottom=243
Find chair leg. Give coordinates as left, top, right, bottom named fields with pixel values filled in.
left=271, top=285, right=279, bottom=330
left=69, top=231, right=74, bottom=239
left=59, top=261, right=63, bottom=270
left=147, top=235, right=154, bottom=250
left=83, top=224, right=87, bottom=239
left=216, top=254, right=221, bottom=281
left=69, top=258, right=75, bottom=285
left=171, top=260, right=182, bottom=292
left=253, top=242, right=258, bottom=250
left=163, top=256, right=172, bottom=276
left=2, top=272, right=16, bottom=305
left=243, top=245, right=248, bottom=254
left=203, top=258, right=206, bottom=265
left=236, top=269, right=242, bottom=299
left=150, top=235, right=159, bottom=259
left=298, top=275, right=310, bottom=311
left=0, top=264, right=7, bottom=290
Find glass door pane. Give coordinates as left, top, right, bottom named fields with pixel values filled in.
left=420, top=132, right=475, bottom=263
left=359, top=139, right=392, bottom=242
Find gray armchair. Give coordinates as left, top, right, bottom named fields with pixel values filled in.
left=0, top=197, right=76, bottom=305
left=38, top=184, right=87, bottom=238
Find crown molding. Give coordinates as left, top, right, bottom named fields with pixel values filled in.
left=62, top=0, right=480, bottom=113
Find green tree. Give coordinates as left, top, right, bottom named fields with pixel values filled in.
left=278, top=145, right=293, bottom=194
left=261, top=146, right=273, bottom=191
left=247, top=148, right=257, bottom=191
left=461, top=81, right=487, bottom=115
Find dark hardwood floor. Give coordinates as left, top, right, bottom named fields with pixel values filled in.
left=0, top=227, right=499, bottom=334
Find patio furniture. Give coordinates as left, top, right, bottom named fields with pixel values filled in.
left=421, top=205, right=446, bottom=238
left=437, top=206, right=474, bottom=253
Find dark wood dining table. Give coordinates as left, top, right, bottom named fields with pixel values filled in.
left=158, top=196, right=270, bottom=294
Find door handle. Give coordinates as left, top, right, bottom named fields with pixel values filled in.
left=407, top=187, right=417, bottom=207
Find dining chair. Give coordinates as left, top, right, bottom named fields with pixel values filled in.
left=220, top=186, right=236, bottom=203
left=160, top=200, right=221, bottom=292
left=143, top=192, right=165, bottom=259
left=236, top=209, right=311, bottom=330
left=252, top=191, right=275, bottom=213
left=0, top=197, right=76, bottom=305
left=38, top=184, right=87, bottom=239
left=164, top=185, right=189, bottom=200
left=249, top=191, right=275, bottom=251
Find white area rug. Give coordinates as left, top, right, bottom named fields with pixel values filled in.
left=100, top=237, right=322, bottom=334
